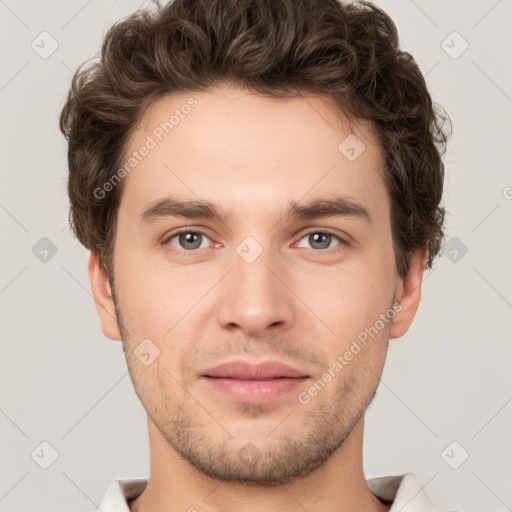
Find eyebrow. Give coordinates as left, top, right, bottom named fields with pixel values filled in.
left=138, top=195, right=373, bottom=227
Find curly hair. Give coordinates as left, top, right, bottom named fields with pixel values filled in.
left=59, top=0, right=451, bottom=280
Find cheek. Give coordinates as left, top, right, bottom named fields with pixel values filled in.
left=296, top=259, right=393, bottom=342
left=125, top=351, right=177, bottom=418
left=115, top=255, right=219, bottom=339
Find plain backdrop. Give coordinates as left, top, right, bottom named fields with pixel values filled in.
left=1, top=1, right=511, bottom=511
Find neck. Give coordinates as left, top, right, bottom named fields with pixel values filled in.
left=129, top=417, right=391, bottom=512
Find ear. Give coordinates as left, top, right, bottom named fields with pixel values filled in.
left=88, top=251, right=122, bottom=341
left=389, top=248, right=428, bottom=340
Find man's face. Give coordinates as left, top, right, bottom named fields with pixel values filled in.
left=95, top=86, right=418, bottom=484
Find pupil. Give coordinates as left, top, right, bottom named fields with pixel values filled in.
left=180, top=232, right=201, bottom=250
left=310, top=233, right=330, bottom=249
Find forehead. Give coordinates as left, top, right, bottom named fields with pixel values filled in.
left=119, top=85, right=388, bottom=224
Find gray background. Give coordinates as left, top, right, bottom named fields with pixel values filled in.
left=1, top=0, right=511, bottom=511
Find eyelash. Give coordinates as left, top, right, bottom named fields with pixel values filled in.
left=162, top=228, right=348, bottom=255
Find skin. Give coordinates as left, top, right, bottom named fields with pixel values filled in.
left=89, top=85, right=427, bottom=512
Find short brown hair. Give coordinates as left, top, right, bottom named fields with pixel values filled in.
left=59, top=0, right=451, bottom=280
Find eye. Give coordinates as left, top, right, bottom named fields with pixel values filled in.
left=165, top=230, right=212, bottom=251
left=295, top=231, right=345, bottom=250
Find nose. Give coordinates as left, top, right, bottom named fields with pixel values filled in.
left=216, top=245, right=295, bottom=337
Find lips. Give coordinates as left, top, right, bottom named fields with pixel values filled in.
left=202, top=360, right=308, bottom=380
left=201, top=360, right=310, bottom=404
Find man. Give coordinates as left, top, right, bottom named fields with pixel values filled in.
left=59, top=0, right=451, bottom=510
